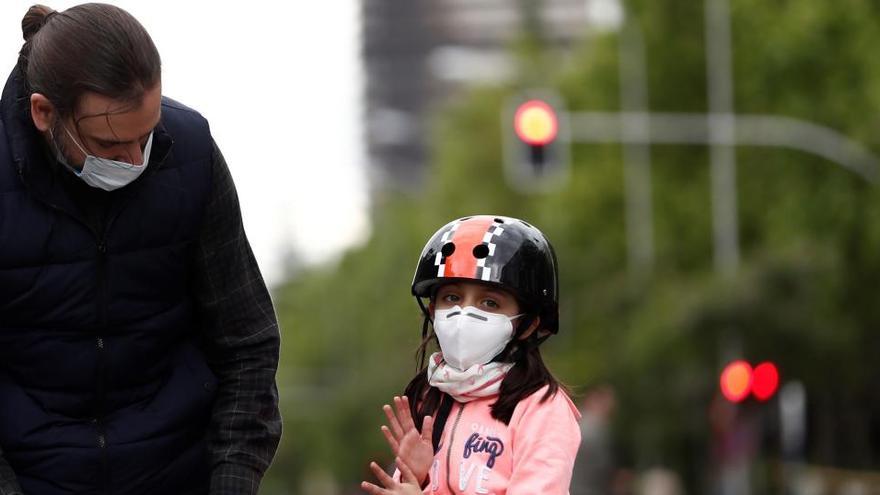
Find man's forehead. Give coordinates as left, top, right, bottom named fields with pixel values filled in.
left=77, top=93, right=140, bottom=117
left=74, top=87, right=162, bottom=139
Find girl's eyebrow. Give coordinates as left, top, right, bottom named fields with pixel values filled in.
left=482, top=288, right=508, bottom=298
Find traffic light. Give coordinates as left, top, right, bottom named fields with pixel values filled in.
left=720, top=360, right=779, bottom=403
left=502, top=91, right=570, bottom=192
left=751, top=362, right=780, bottom=401
left=514, top=99, right=558, bottom=148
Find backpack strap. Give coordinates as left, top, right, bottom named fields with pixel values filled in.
left=431, top=393, right=454, bottom=453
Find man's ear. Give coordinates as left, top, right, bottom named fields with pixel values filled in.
left=30, top=93, right=56, bottom=132
left=517, top=316, right=542, bottom=340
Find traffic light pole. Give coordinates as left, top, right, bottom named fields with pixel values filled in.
left=706, top=0, right=739, bottom=281
left=706, top=3, right=746, bottom=492
left=619, top=20, right=655, bottom=279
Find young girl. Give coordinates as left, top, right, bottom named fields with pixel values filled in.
left=362, top=215, right=581, bottom=494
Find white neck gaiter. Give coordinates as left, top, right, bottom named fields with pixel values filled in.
left=427, top=352, right=514, bottom=403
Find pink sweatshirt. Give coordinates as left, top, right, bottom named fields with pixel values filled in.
left=419, top=385, right=581, bottom=494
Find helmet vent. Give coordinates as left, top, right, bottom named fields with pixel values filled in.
left=472, top=244, right=490, bottom=259
left=441, top=242, right=456, bottom=257
left=494, top=217, right=505, bottom=224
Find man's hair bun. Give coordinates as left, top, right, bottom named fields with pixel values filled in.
left=21, top=5, right=57, bottom=42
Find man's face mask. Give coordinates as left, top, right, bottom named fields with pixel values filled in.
left=55, top=125, right=153, bottom=191
left=432, top=305, right=522, bottom=371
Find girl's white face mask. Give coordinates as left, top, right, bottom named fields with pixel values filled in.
left=432, top=305, right=522, bottom=371
left=57, top=126, right=153, bottom=191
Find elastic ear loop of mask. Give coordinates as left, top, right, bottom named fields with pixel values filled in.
left=507, top=314, right=548, bottom=361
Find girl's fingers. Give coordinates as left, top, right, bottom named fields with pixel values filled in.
left=396, top=457, right=418, bottom=485
left=383, top=403, right=404, bottom=439
left=369, top=461, right=397, bottom=488
left=360, top=481, right=388, bottom=495
left=380, top=425, right=400, bottom=453
left=420, top=415, right=434, bottom=443
left=395, top=395, right=416, bottom=431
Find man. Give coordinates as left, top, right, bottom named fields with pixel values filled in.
left=0, top=4, right=281, bottom=494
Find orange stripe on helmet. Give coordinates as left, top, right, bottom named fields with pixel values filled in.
left=443, top=216, right=494, bottom=280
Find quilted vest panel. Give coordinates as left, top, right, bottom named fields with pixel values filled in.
left=0, top=84, right=218, bottom=494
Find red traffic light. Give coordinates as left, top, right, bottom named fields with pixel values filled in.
left=751, top=362, right=779, bottom=401
left=720, top=360, right=752, bottom=403
left=719, top=360, right=780, bottom=403
left=513, top=99, right=559, bottom=146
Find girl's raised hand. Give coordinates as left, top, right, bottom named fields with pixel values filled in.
left=379, top=395, right=434, bottom=486
left=361, top=457, right=424, bottom=495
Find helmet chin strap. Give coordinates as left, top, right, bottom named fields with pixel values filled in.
left=416, top=297, right=433, bottom=370
left=417, top=315, right=431, bottom=370
left=416, top=297, right=432, bottom=340
left=416, top=296, right=431, bottom=321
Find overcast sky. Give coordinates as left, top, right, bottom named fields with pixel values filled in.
left=0, top=1, right=369, bottom=286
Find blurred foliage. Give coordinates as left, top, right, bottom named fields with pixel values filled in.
left=263, top=0, right=880, bottom=492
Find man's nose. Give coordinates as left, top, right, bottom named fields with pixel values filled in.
left=119, top=141, right=145, bottom=165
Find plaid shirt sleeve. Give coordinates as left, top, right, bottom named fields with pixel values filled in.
left=0, top=447, right=23, bottom=495
left=194, top=142, right=283, bottom=495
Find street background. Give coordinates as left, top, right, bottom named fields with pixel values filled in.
left=267, top=1, right=880, bottom=493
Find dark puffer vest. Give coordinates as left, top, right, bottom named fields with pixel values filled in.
left=0, top=68, right=217, bottom=494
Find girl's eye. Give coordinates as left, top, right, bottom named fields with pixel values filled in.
left=442, top=294, right=460, bottom=303
left=482, top=299, right=499, bottom=309
left=96, top=140, right=117, bottom=149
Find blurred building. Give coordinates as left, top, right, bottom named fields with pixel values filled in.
left=360, top=0, right=607, bottom=190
